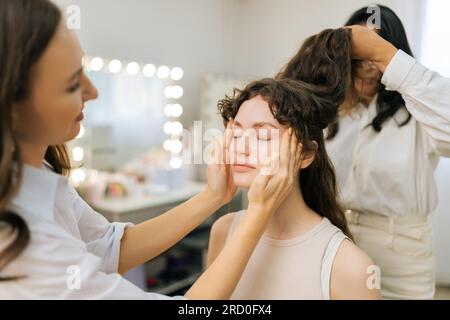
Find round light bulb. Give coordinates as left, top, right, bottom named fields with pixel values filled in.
left=157, top=65, right=170, bottom=79
left=126, top=62, right=140, bottom=75
left=171, top=104, right=183, bottom=117
left=170, top=140, right=183, bottom=154
left=71, top=168, right=86, bottom=183
left=169, top=157, right=182, bottom=169
left=163, top=122, right=173, bottom=135
left=171, top=85, right=183, bottom=99
left=170, top=67, right=184, bottom=81
left=90, top=57, right=104, bottom=72
left=164, top=104, right=173, bottom=117
left=143, top=64, right=156, bottom=77
left=108, top=59, right=122, bottom=73
left=171, top=121, right=183, bottom=135
left=163, top=139, right=172, bottom=151
left=72, top=147, right=85, bottom=162
left=164, top=86, right=173, bottom=99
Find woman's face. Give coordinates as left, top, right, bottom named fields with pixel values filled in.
left=353, top=60, right=382, bottom=101
left=230, top=95, right=286, bottom=188
left=13, top=23, right=98, bottom=148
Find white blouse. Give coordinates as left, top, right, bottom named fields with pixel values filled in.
left=0, top=164, right=183, bottom=299
left=326, top=50, right=450, bottom=217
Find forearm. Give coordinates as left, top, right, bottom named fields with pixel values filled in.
left=118, top=189, right=223, bottom=274
left=185, top=204, right=270, bottom=300
left=348, top=25, right=399, bottom=73
left=372, top=40, right=398, bottom=73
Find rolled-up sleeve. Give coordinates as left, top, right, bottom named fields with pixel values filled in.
left=71, top=191, right=133, bottom=274
left=382, top=50, right=450, bottom=157
left=0, top=225, right=186, bottom=299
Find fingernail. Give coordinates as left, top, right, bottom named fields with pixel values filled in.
left=288, top=127, right=293, bottom=136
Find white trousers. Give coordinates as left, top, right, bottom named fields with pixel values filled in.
left=345, top=210, right=436, bottom=299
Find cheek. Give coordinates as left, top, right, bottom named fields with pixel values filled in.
left=45, top=98, right=81, bottom=141
left=31, top=94, right=82, bottom=144
left=256, top=139, right=280, bottom=167
left=257, top=142, right=271, bottom=166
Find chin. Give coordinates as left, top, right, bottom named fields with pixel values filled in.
left=232, top=171, right=257, bottom=189
left=67, top=123, right=81, bottom=141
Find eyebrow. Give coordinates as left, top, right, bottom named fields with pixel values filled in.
left=233, top=120, right=278, bottom=129
left=68, top=67, right=83, bottom=82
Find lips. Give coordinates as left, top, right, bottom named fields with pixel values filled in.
left=232, top=163, right=256, bottom=172
left=75, top=112, right=84, bottom=121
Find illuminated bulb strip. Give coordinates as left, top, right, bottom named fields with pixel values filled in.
left=84, top=56, right=183, bottom=81
left=84, top=55, right=185, bottom=165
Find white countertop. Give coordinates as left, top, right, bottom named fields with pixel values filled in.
left=89, top=181, right=206, bottom=215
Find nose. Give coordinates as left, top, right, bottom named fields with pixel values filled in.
left=81, top=73, right=99, bottom=102
left=235, top=131, right=252, bottom=157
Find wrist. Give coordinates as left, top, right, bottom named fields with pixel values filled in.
left=373, top=42, right=398, bottom=73
left=200, top=188, right=224, bottom=208
left=246, top=203, right=272, bottom=224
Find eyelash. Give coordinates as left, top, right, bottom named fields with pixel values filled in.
left=232, top=134, right=271, bottom=141
left=68, top=82, right=81, bottom=92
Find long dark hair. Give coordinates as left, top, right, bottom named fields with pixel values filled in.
left=219, top=29, right=353, bottom=239
left=327, top=4, right=413, bottom=139
left=0, top=0, right=71, bottom=280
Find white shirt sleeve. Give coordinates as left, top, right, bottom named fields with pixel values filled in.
left=382, top=50, right=450, bottom=157
left=2, top=165, right=188, bottom=299
left=0, top=227, right=185, bottom=300
left=70, top=186, right=132, bottom=274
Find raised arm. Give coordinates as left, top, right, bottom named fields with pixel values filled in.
left=348, top=25, right=450, bottom=157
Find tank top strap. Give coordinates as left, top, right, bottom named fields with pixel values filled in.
left=320, top=231, right=349, bottom=300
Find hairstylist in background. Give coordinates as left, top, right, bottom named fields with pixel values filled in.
left=326, top=6, right=450, bottom=299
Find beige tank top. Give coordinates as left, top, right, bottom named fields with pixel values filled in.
left=226, top=210, right=348, bottom=300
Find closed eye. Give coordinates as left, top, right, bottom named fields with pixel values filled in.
left=67, top=82, right=81, bottom=92
left=257, top=129, right=273, bottom=140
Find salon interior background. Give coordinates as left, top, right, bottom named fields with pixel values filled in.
left=53, top=0, right=450, bottom=285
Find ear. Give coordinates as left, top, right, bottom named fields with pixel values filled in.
left=299, top=141, right=317, bottom=169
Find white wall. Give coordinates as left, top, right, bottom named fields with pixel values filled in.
left=226, top=0, right=424, bottom=78
left=53, top=0, right=423, bottom=126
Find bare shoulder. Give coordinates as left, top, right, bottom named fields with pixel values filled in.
left=206, top=212, right=239, bottom=267
left=210, top=212, right=237, bottom=241
left=330, top=239, right=381, bottom=300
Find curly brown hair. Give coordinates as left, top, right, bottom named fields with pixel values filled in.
left=218, top=28, right=353, bottom=238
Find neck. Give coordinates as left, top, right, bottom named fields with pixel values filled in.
left=264, top=180, right=322, bottom=240
left=360, top=95, right=376, bottom=108
left=18, top=140, right=47, bottom=169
